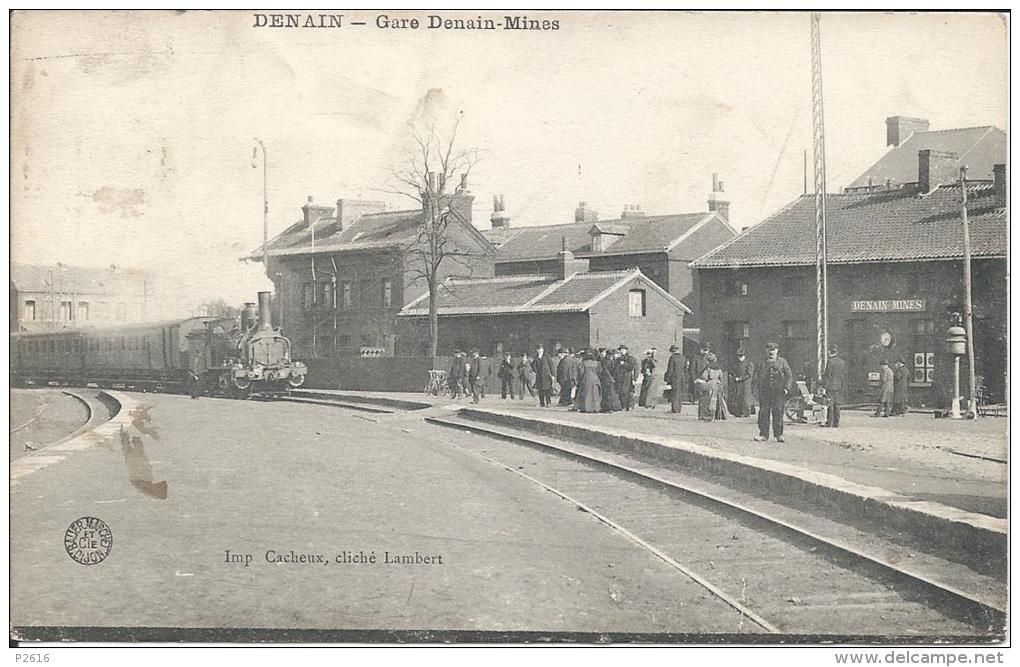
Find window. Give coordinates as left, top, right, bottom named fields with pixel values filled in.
left=60, top=300, right=72, bottom=321
left=359, top=280, right=372, bottom=309
left=24, top=300, right=36, bottom=321
left=341, top=281, right=352, bottom=309
left=628, top=289, right=646, bottom=317
left=910, top=318, right=936, bottom=385
left=115, top=303, right=126, bottom=322
left=302, top=283, right=315, bottom=310
left=323, top=282, right=335, bottom=309
left=781, top=277, right=801, bottom=297
left=783, top=320, right=809, bottom=339
left=724, top=278, right=749, bottom=297
left=77, top=301, right=90, bottom=322
left=381, top=278, right=393, bottom=308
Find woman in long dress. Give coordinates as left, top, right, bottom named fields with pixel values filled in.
left=574, top=352, right=602, bottom=413
left=599, top=350, right=621, bottom=412
left=698, top=353, right=729, bottom=421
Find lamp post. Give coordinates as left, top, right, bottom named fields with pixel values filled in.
left=252, top=139, right=269, bottom=280
left=946, top=320, right=967, bottom=420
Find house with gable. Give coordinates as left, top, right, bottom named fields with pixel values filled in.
left=481, top=175, right=739, bottom=332
left=250, top=179, right=495, bottom=358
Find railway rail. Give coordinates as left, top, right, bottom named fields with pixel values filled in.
left=420, top=413, right=1003, bottom=637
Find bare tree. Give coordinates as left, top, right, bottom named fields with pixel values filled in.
left=381, top=114, right=482, bottom=359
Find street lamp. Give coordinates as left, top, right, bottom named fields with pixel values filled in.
left=945, top=320, right=968, bottom=420
left=252, top=139, right=269, bottom=280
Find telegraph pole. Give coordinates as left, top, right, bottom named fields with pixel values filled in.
left=810, top=12, right=830, bottom=380
left=959, top=167, right=978, bottom=417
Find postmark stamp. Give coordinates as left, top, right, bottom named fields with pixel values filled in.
left=64, top=517, right=113, bottom=566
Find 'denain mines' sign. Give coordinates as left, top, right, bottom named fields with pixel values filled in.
left=851, top=300, right=926, bottom=312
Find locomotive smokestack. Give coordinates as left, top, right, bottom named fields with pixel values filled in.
left=257, top=291, right=273, bottom=331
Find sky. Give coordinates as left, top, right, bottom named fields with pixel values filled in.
left=10, top=10, right=1007, bottom=306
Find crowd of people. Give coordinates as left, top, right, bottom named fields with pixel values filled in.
left=445, top=341, right=904, bottom=443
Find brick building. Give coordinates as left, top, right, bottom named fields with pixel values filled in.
left=481, top=176, right=738, bottom=328
left=395, top=251, right=690, bottom=357
left=692, top=153, right=1007, bottom=406
left=845, top=117, right=1005, bottom=192
left=252, top=183, right=495, bottom=358
left=10, top=264, right=156, bottom=332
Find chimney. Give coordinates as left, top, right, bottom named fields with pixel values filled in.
left=442, top=172, right=473, bottom=224
left=490, top=194, right=511, bottom=229
left=574, top=201, right=598, bottom=223
left=917, top=150, right=959, bottom=193
left=257, top=291, right=273, bottom=331
left=302, top=195, right=335, bottom=225
left=336, top=198, right=386, bottom=231
left=886, top=116, right=929, bottom=147
left=993, top=163, right=1006, bottom=206
left=556, top=236, right=588, bottom=280
left=620, top=204, right=645, bottom=219
left=707, top=172, right=730, bottom=222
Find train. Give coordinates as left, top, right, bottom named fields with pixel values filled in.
left=11, top=291, right=306, bottom=398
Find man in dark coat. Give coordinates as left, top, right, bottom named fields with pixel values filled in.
left=821, top=344, right=846, bottom=427
left=556, top=347, right=575, bottom=405
left=664, top=344, right=685, bottom=413
left=613, top=350, right=636, bottom=411
left=478, top=354, right=492, bottom=399
left=467, top=349, right=484, bottom=404
left=449, top=351, right=466, bottom=399
left=532, top=344, right=556, bottom=407
left=753, top=342, right=793, bottom=442
left=497, top=352, right=514, bottom=399
left=728, top=349, right=754, bottom=417
left=892, top=358, right=910, bottom=416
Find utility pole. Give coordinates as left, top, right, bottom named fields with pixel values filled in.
left=810, top=12, right=830, bottom=380
left=959, top=167, right=979, bottom=418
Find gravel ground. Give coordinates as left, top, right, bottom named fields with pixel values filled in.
left=10, top=389, right=91, bottom=461
left=11, top=392, right=758, bottom=635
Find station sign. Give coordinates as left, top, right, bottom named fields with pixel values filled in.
left=851, top=299, right=925, bottom=312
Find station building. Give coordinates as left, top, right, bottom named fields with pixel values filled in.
left=691, top=151, right=1007, bottom=406
left=395, top=251, right=690, bottom=357
left=251, top=182, right=495, bottom=358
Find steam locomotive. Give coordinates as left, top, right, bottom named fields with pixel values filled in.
left=11, top=291, right=306, bottom=398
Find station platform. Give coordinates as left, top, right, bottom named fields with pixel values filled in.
left=298, top=388, right=1008, bottom=522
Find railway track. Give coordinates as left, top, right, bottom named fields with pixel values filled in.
left=419, top=413, right=1003, bottom=638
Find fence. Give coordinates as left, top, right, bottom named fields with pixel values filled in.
left=304, top=355, right=505, bottom=394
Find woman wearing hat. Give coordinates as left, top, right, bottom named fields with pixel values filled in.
left=574, top=350, right=602, bottom=413
left=697, top=353, right=730, bottom=421
left=728, top=349, right=754, bottom=417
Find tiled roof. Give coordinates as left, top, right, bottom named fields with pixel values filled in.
left=399, top=268, right=692, bottom=316
left=11, top=264, right=151, bottom=294
left=691, top=183, right=1007, bottom=269
left=491, top=212, right=723, bottom=262
left=253, top=209, right=424, bottom=258
left=846, top=126, right=1005, bottom=190
left=581, top=213, right=714, bottom=255
left=491, top=221, right=611, bottom=262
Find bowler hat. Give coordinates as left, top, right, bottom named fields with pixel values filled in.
left=669, top=344, right=679, bottom=352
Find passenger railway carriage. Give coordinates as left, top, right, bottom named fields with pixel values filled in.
left=12, top=292, right=306, bottom=397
